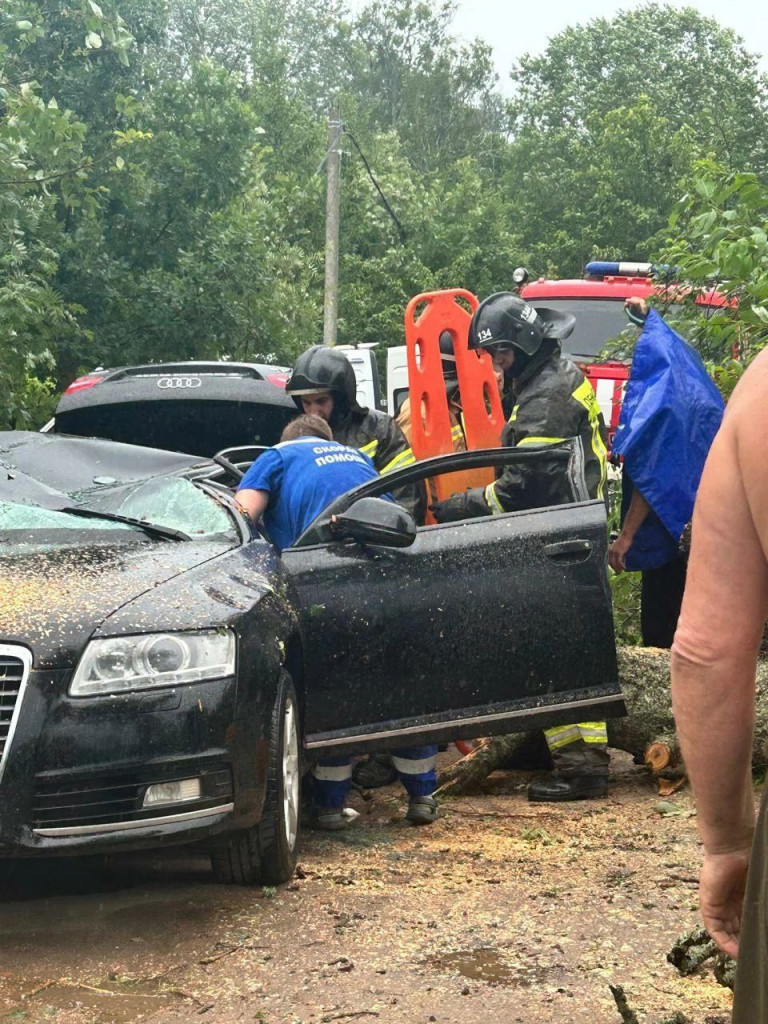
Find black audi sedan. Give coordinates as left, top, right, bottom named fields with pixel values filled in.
left=46, top=360, right=296, bottom=457
left=0, top=430, right=622, bottom=885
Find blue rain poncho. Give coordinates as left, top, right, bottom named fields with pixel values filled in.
left=612, top=310, right=724, bottom=571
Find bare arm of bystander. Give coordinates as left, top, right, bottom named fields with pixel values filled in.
left=608, top=487, right=650, bottom=572
left=671, top=349, right=768, bottom=956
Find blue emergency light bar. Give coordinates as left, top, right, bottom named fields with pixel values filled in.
left=585, top=260, right=679, bottom=279
left=585, top=260, right=653, bottom=277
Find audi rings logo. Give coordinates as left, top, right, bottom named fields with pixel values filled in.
left=157, top=376, right=202, bottom=390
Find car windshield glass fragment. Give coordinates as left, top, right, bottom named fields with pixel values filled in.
left=0, top=479, right=234, bottom=541
left=74, top=478, right=234, bottom=539
left=0, top=500, right=134, bottom=533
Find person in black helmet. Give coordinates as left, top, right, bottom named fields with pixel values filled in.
left=285, top=345, right=424, bottom=523
left=431, top=292, right=611, bottom=803
left=430, top=293, right=608, bottom=520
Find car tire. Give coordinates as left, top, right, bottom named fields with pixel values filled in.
left=211, top=670, right=301, bottom=886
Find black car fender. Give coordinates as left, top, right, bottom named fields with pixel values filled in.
left=91, top=540, right=303, bottom=828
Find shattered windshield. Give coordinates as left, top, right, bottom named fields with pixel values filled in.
left=1, top=478, right=235, bottom=541
left=73, top=478, right=235, bottom=539
left=0, top=501, right=132, bottom=532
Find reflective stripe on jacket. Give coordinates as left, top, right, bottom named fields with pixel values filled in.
left=395, top=397, right=467, bottom=454
left=544, top=722, right=608, bottom=750
left=484, top=343, right=608, bottom=515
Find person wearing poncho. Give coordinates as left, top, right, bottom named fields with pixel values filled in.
left=609, top=300, right=725, bottom=647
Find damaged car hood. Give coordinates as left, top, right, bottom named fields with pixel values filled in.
left=0, top=538, right=231, bottom=669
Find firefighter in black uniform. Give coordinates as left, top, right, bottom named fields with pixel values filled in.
left=431, top=292, right=611, bottom=801
left=285, top=345, right=425, bottom=523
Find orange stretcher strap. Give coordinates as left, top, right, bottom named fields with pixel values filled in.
left=404, top=290, right=504, bottom=506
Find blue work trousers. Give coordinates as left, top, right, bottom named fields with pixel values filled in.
left=312, top=745, right=438, bottom=808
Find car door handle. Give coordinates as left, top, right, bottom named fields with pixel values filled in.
left=543, top=539, right=593, bottom=563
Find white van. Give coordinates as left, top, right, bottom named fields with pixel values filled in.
left=335, top=343, right=383, bottom=412
left=386, top=345, right=409, bottom=416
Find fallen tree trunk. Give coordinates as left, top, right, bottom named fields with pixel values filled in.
left=607, top=647, right=684, bottom=793
left=436, top=645, right=768, bottom=796
left=437, top=733, right=548, bottom=795
left=606, top=647, right=682, bottom=767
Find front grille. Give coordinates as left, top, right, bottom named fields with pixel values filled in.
left=33, top=767, right=232, bottom=830
left=0, top=646, right=30, bottom=780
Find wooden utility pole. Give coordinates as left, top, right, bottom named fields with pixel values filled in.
left=323, top=115, right=343, bottom=347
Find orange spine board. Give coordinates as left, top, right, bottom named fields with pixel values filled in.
left=404, top=289, right=504, bottom=460
left=404, top=289, right=505, bottom=505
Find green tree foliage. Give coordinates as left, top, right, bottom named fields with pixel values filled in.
left=3, top=0, right=768, bottom=427
left=349, top=0, right=503, bottom=170
left=0, top=0, right=133, bottom=426
left=658, top=161, right=768, bottom=393
left=55, top=61, right=312, bottom=370
left=510, top=3, right=768, bottom=166
left=338, top=134, right=520, bottom=346
left=507, top=4, right=768, bottom=276
left=505, top=96, right=699, bottom=275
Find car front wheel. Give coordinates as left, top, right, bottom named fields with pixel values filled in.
left=211, top=670, right=301, bottom=886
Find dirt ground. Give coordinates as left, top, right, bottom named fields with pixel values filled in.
left=0, top=750, right=736, bottom=1024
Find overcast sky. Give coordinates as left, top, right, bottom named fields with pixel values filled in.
left=351, top=0, right=768, bottom=91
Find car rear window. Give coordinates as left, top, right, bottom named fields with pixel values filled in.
left=54, top=398, right=293, bottom=458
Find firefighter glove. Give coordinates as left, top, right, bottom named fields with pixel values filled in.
left=430, top=492, right=483, bottom=523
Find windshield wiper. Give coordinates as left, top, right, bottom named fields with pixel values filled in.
left=59, top=506, right=191, bottom=541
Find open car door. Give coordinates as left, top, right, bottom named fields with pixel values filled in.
left=280, top=444, right=623, bottom=756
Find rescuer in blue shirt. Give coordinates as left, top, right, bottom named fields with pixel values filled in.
left=235, top=414, right=440, bottom=829
left=236, top=415, right=380, bottom=550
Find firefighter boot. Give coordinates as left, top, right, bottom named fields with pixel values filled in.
left=530, top=727, right=610, bottom=801
left=527, top=775, right=608, bottom=802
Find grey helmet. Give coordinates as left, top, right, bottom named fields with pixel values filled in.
left=285, top=345, right=363, bottom=418
left=468, top=293, right=575, bottom=360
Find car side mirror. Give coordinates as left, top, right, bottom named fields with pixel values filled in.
left=331, top=497, right=416, bottom=549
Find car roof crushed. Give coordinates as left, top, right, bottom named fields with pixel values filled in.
left=0, top=431, right=210, bottom=508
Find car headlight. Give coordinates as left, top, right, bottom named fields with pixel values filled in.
left=69, top=630, right=236, bottom=697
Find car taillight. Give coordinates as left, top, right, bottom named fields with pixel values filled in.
left=63, top=375, right=103, bottom=395
left=266, top=372, right=289, bottom=388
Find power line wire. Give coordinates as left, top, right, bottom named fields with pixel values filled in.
left=344, top=127, right=407, bottom=244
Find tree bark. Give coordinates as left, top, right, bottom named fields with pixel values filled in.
left=436, top=645, right=768, bottom=795
left=437, top=733, right=547, bottom=797
left=667, top=927, right=735, bottom=990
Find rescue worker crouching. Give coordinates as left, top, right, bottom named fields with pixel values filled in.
left=430, top=293, right=611, bottom=802
left=285, top=345, right=425, bottom=524
left=234, top=413, right=439, bottom=828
